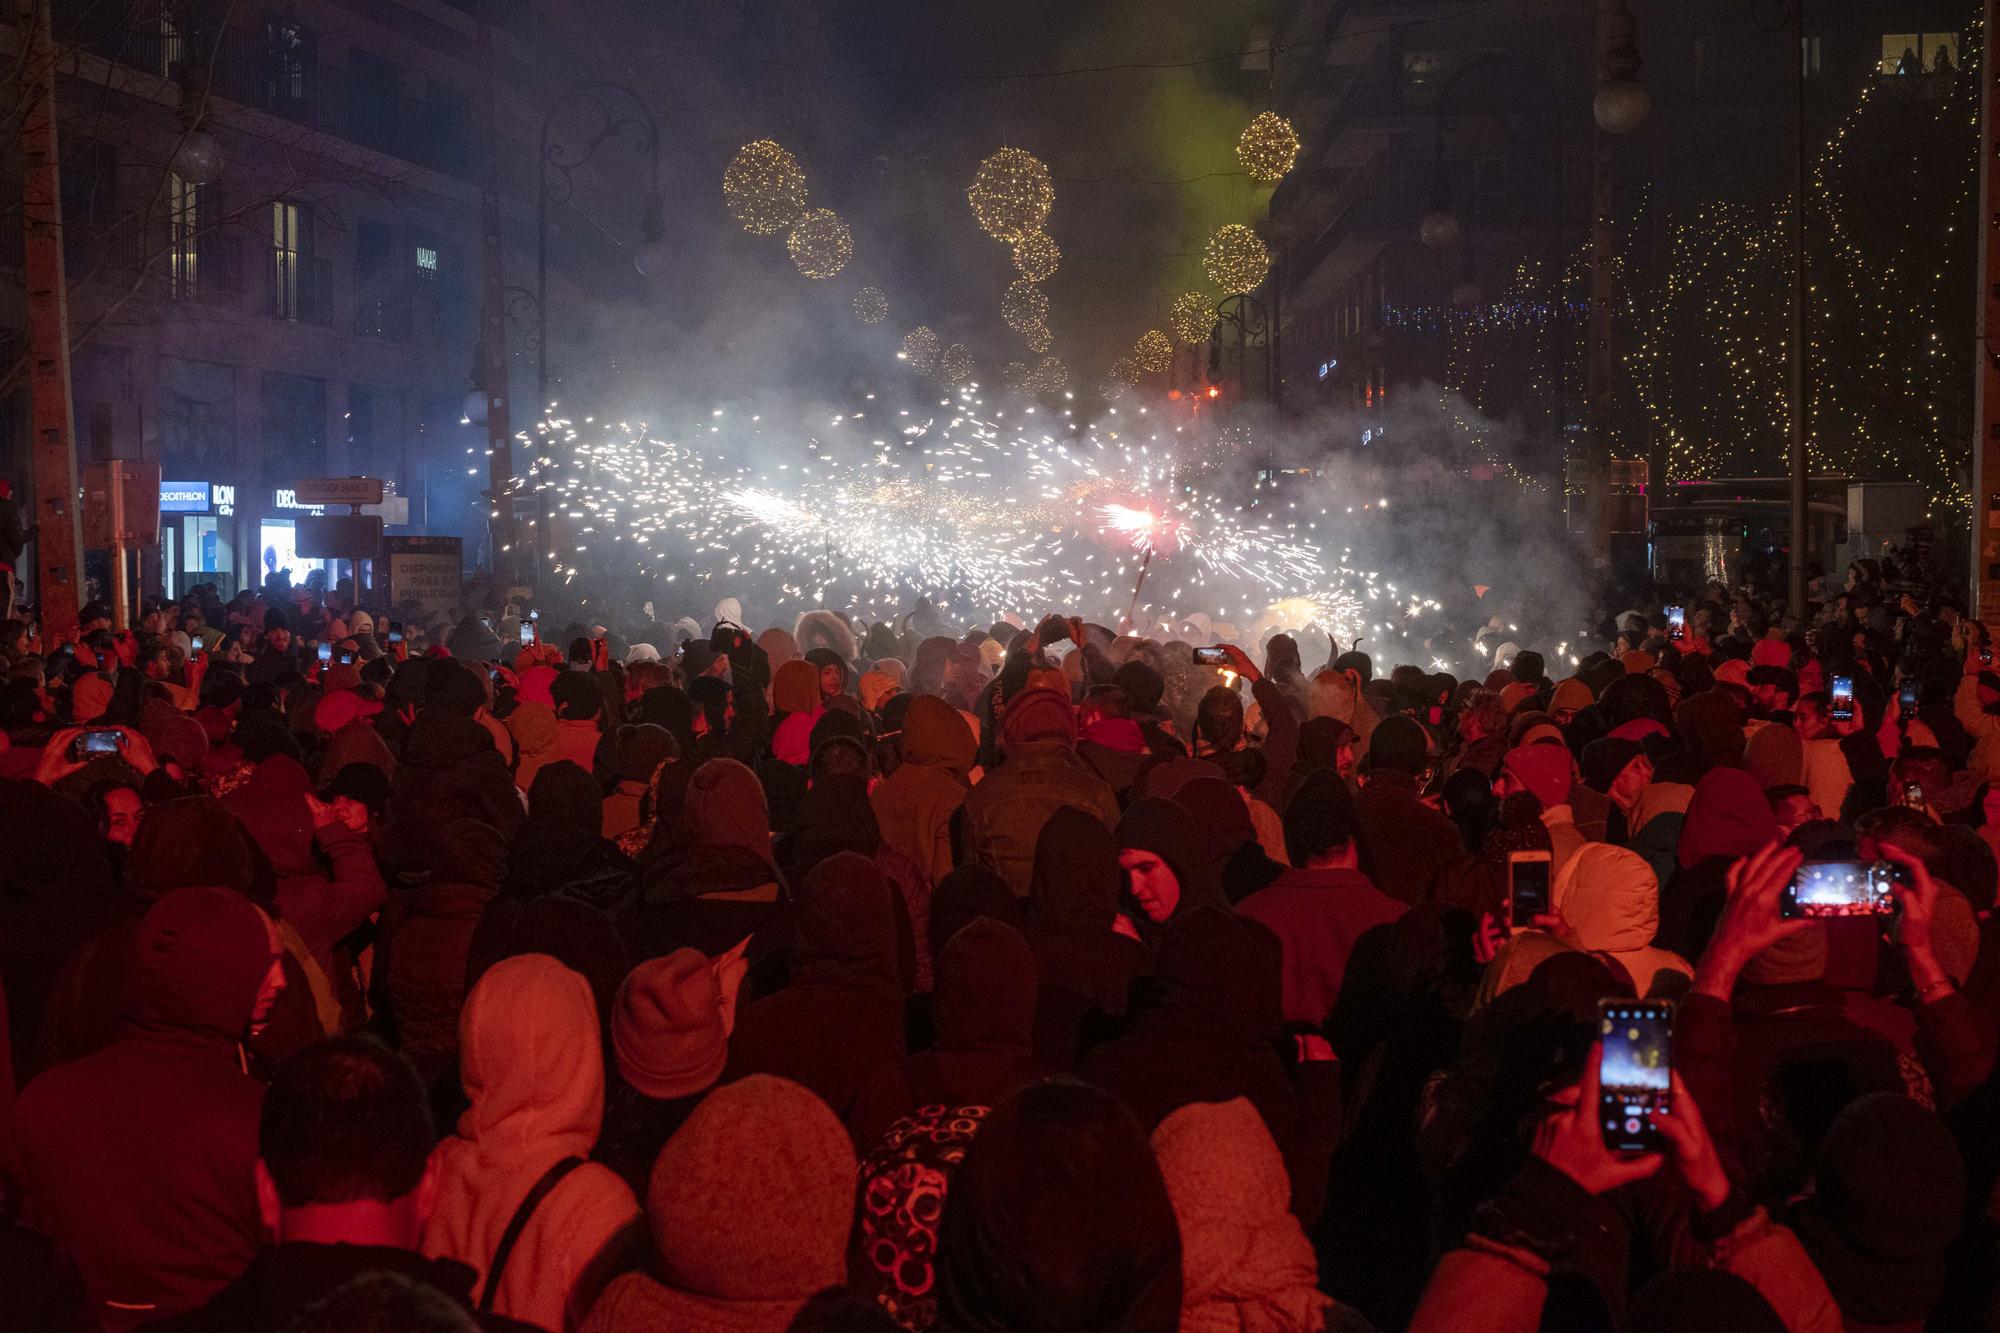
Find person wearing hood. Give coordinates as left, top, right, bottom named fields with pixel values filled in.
left=1353, top=716, right=1463, bottom=905
left=1077, top=909, right=1304, bottom=1207
left=598, top=722, right=677, bottom=841
left=596, top=948, right=732, bottom=1195
left=872, top=693, right=976, bottom=887
left=630, top=756, right=791, bottom=965
left=962, top=686, right=1119, bottom=897
left=1309, top=664, right=1378, bottom=748
left=1497, top=742, right=1588, bottom=874
left=804, top=644, right=852, bottom=701
left=505, top=700, right=562, bottom=793
left=585, top=1081, right=857, bottom=1333
left=933, top=1079, right=1182, bottom=1333
left=375, top=817, right=508, bottom=1087
left=423, top=955, right=641, bottom=1332
left=11, top=886, right=282, bottom=1330
left=1238, top=770, right=1408, bottom=1026
left=1113, top=796, right=1213, bottom=951
left=848, top=916, right=1052, bottom=1151
left=1551, top=842, right=1691, bottom=997
left=1151, top=1097, right=1338, bottom=1333
left=387, top=660, right=525, bottom=861
left=1658, top=767, right=1780, bottom=958
left=779, top=774, right=926, bottom=991
left=1027, top=805, right=1148, bottom=1067
left=723, top=851, right=906, bottom=1123
left=772, top=657, right=825, bottom=719
left=1173, top=774, right=1286, bottom=903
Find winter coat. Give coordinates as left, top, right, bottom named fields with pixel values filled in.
left=722, top=852, right=906, bottom=1127
left=962, top=739, right=1120, bottom=897
left=11, top=888, right=271, bottom=1331
left=226, top=756, right=385, bottom=984
left=1352, top=771, right=1463, bottom=906
left=1552, top=843, right=1690, bottom=997
left=378, top=818, right=507, bottom=1083
left=424, top=955, right=641, bottom=1332
left=389, top=712, right=526, bottom=853
left=1237, top=866, right=1408, bottom=1026
left=872, top=695, right=975, bottom=886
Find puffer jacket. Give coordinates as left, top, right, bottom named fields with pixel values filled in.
left=378, top=818, right=507, bottom=1083
left=961, top=740, right=1120, bottom=897
left=424, top=954, right=640, bottom=1332
left=871, top=695, right=975, bottom=886
left=1552, top=842, right=1690, bottom=997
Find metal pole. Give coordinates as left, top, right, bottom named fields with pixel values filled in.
left=1977, top=0, right=2000, bottom=624
left=1787, top=0, right=1809, bottom=616
left=18, top=0, right=84, bottom=644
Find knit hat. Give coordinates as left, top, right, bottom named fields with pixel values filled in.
left=647, top=1075, right=856, bottom=1303
left=1751, top=636, right=1793, bottom=669
left=141, top=698, right=209, bottom=770
left=1000, top=687, right=1075, bottom=747
left=1366, top=715, right=1429, bottom=775
left=1580, top=737, right=1644, bottom=794
left=1621, top=650, right=1658, bottom=674
left=1501, top=743, right=1572, bottom=809
left=1499, top=681, right=1537, bottom=716
left=1743, top=723, right=1805, bottom=790
left=1712, top=658, right=1753, bottom=690
left=1550, top=677, right=1594, bottom=716
left=1114, top=660, right=1167, bottom=714
left=613, top=949, right=728, bottom=1100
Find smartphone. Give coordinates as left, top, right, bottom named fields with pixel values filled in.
left=339, top=651, right=355, bottom=666
left=1782, top=859, right=1898, bottom=918
left=520, top=622, right=535, bottom=646
left=1903, top=780, right=1927, bottom=809
left=71, top=727, right=125, bottom=761
left=1508, top=850, right=1553, bottom=927
left=1043, top=637, right=1076, bottom=664
left=317, top=643, right=333, bottom=663
left=1598, top=1000, right=1672, bottom=1154
left=1829, top=674, right=1855, bottom=722
left=1191, top=645, right=1229, bottom=666
left=1898, top=681, right=1919, bottom=722
left=1665, top=606, right=1686, bottom=642
left=387, top=630, right=403, bottom=644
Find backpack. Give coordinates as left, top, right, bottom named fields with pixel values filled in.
left=848, top=1054, right=989, bottom=1331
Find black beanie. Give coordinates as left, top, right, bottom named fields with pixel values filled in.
left=1367, top=715, right=1429, bottom=775
left=1113, top=661, right=1166, bottom=714
left=1581, top=737, right=1644, bottom=793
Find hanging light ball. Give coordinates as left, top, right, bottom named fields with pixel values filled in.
left=1134, top=330, right=1173, bottom=375
left=785, top=208, right=852, bottom=279
left=1202, top=224, right=1271, bottom=294
left=1169, top=292, right=1213, bottom=346
left=1108, top=354, right=1141, bottom=386
left=852, top=286, right=889, bottom=324
left=1003, top=361, right=1029, bottom=388
left=940, top=343, right=976, bottom=384
left=723, top=139, right=808, bottom=235
left=967, top=147, right=1054, bottom=242
left=173, top=129, right=224, bottom=185
left=1001, top=279, right=1050, bottom=333
left=1023, top=323, right=1053, bottom=353
left=1028, top=356, right=1068, bottom=395
left=1011, top=231, right=1061, bottom=282
left=1418, top=210, right=1463, bottom=249
left=1236, top=111, right=1301, bottom=184
left=901, top=326, right=940, bottom=372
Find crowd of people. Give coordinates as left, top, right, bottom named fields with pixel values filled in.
left=0, top=559, right=1996, bottom=1332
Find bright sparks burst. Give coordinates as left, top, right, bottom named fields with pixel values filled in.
left=967, top=147, right=1055, bottom=242
left=852, top=287, right=888, bottom=324
left=786, top=208, right=853, bottom=278
left=1203, top=223, right=1271, bottom=294
left=723, top=139, right=808, bottom=235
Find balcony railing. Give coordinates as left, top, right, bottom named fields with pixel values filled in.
left=267, top=251, right=333, bottom=325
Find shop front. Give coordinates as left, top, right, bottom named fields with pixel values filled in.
left=159, top=480, right=238, bottom=597
left=257, top=488, right=339, bottom=592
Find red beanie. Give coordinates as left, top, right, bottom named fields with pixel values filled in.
left=1502, top=743, right=1573, bottom=810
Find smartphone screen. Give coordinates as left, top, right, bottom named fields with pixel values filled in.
left=339, top=652, right=355, bottom=666
left=1904, top=781, right=1927, bottom=808
left=317, top=643, right=333, bottom=663
left=520, top=622, right=535, bottom=646
left=1830, top=675, right=1855, bottom=722
left=1898, top=682, right=1918, bottom=720
left=1508, top=853, right=1552, bottom=927
left=72, top=728, right=124, bottom=761
left=1782, top=859, right=1897, bottom=918
left=1599, top=1000, right=1672, bottom=1154
left=388, top=631, right=403, bottom=644
left=1665, top=606, right=1686, bottom=641
left=1191, top=645, right=1228, bottom=666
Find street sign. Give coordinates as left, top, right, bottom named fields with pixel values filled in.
left=384, top=535, right=463, bottom=617
left=83, top=460, right=162, bottom=547
left=293, top=476, right=385, bottom=507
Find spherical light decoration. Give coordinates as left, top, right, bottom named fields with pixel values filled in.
left=1001, top=279, right=1050, bottom=333
left=1236, top=111, right=1301, bottom=184
left=173, top=130, right=223, bottom=185
left=940, top=343, right=975, bottom=384
left=1028, top=356, right=1068, bottom=395
left=1202, top=224, right=1271, bottom=295
left=723, top=139, right=808, bottom=235
left=1593, top=79, right=1651, bottom=134
left=901, top=326, right=940, bottom=373
left=1418, top=210, right=1463, bottom=249
left=1134, top=329, right=1173, bottom=375
left=1169, top=292, right=1214, bottom=346
left=1108, top=354, right=1141, bottom=386
left=1011, top=231, right=1061, bottom=282
left=967, top=147, right=1054, bottom=242
left=786, top=208, right=852, bottom=279
left=1023, top=323, right=1053, bottom=353
left=852, top=286, right=889, bottom=324
left=1003, top=361, right=1029, bottom=388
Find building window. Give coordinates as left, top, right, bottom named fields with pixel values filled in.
left=265, top=20, right=315, bottom=116
left=158, top=3, right=186, bottom=78
left=1800, top=35, right=1821, bottom=78
left=1881, top=32, right=1959, bottom=75
left=271, top=200, right=303, bottom=320
left=169, top=171, right=200, bottom=297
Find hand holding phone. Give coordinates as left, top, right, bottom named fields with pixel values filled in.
left=317, top=643, right=333, bottom=663
left=1598, top=1000, right=1673, bottom=1154
left=1508, top=850, right=1553, bottom=928
left=71, top=727, right=126, bottom=762
left=1780, top=859, right=1898, bottom=918
left=1898, top=681, right=1919, bottom=722
left=1191, top=645, right=1228, bottom=667
left=519, top=622, right=536, bottom=646
left=1829, top=674, right=1855, bottom=723
left=1665, top=606, right=1686, bottom=642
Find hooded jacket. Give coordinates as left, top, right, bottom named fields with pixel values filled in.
left=631, top=757, right=792, bottom=966
left=722, top=852, right=907, bottom=1124
left=583, top=1075, right=857, bottom=1333
left=378, top=817, right=508, bottom=1081
left=1027, top=805, right=1148, bottom=1067
left=506, top=701, right=562, bottom=792
left=1552, top=843, right=1691, bottom=997
left=872, top=694, right=976, bottom=886
left=227, top=755, right=385, bottom=981
left=1152, top=1098, right=1332, bottom=1333
left=11, top=887, right=271, bottom=1331
left=424, top=954, right=641, bottom=1332
left=389, top=710, right=526, bottom=854
left=963, top=700, right=1121, bottom=897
